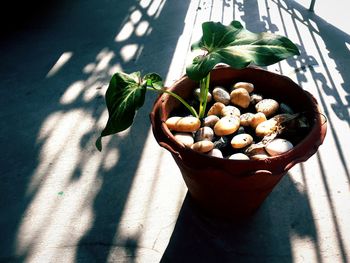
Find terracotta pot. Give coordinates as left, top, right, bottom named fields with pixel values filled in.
left=150, top=67, right=327, bottom=219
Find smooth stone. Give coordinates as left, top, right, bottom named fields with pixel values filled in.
left=280, top=103, right=294, bottom=114
left=231, top=133, right=253, bottom=149
left=212, top=86, right=230, bottom=105
left=191, top=140, right=214, bottom=153
left=229, top=153, right=250, bottom=160
left=165, top=116, right=182, bottom=130
left=240, top=112, right=254, bottom=126
left=221, top=105, right=240, bottom=117
left=213, top=136, right=229, bottom=149
left=175, top=116, right=201, bottom=132
left=255, top=99, right=279, bottom=117
left=174, top=132, right=194, bottom=147
left=230, top=88, right=250, bottom=108
left=249, top=147, right=270, bottom=160
left=250, top=93, right=263, bottom=105
left=250, top=112, right=267, bottom=129
left=214, top=116, right=240, bottom=136
left=203, top=115, right=220, bottom=127
left=207, top=102, right=226, bottom=116
left=232, top=82, right=254, bottom=93
left=195, top=127, right=214, bottom=141
left=265, top=138, right=293, bottom=156
left=255, top=119, right=278, bottom=137
left=207, top=148, right=223, bottom=158
left=194, top=88, right=212, bottom=103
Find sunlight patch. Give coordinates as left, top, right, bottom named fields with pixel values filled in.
left=346, top=42, right=350, bottom=52
left=95, top=50, right=115, bottom=72
left=120, top=44, right=139, bottom=62
left=136, top=21, right=150, bottom=37
left=115, top=21, right=134, bottom=42
left=130, top=9, right=142, bottom=24
left=60, top=81, right=85, bottom=105
left=140, top=0, right=152, bottom=9
left=83, top=63, right=96, bottom=74
left=103, top=149, right=120, bottom=171
left=83, top=82, right=103, bottom=102
left=46, top=52, right=73, bottom=78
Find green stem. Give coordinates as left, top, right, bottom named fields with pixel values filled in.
left=147, top=87, right=199, bottom=118
left=199, top=73, right=211, bottom=118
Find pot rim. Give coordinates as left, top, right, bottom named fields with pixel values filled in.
left=150, top=66, right=327, bottom=174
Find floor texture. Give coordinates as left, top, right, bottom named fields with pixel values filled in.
left=0, top=0, right=349, bottom=262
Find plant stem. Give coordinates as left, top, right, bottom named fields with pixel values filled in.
left=199, top=73, right=211, bottom=118
left=147, top=87, right=199, bottom=118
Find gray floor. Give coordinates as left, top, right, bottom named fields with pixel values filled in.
left=1, top=0, right=349, bottom=262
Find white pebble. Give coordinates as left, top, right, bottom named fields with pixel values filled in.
left=229, top=153, right=250, bottom=160
left=265, top=138, right=293, bottom=156
left=207, top=148, right=223, bottom=158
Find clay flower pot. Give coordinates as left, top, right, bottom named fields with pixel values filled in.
left=150, top=67, right=327, bottom=219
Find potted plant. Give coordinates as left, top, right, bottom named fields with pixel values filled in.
left=96, top=21, right=327, bottom=219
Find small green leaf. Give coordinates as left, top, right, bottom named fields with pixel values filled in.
left=187, top=21, right=300, bottom=81
left=143, top=73, right=163, bottom=90
left=97, top=71, right=147, bottom=151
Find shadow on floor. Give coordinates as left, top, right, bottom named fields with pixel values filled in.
left=161, top=174, right=318, bottom=263
left=0, top=0, right=191, bottom=262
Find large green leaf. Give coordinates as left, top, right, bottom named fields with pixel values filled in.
left=96, top=71, right=146, bottom=151
left=186, top=21, right=300, bottom=81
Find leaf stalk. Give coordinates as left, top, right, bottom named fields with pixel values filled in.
left=199, top=73, right=211, bottom=118
left=147, top=87, right=199, bottom=118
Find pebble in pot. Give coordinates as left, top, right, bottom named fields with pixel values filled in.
left=247, top=147, right=270, bottom=160
left=231, top=133, right=253, bottom=149
left=166, top=116, right=201, bottom=132
left=255, top=119, right=278, bottom=137
left=240, top=112, right=254, bottom=127
left=212, top=86, right=230, bottom=105
left=265, top=138, right=293, bottom=156
left=232, top=82, right=254, bottom=93
left=255, top=99, right=279, bottom=117
left=191, top=140, right=214, bottom=153
left=207, top=148, right=223, bottom=158
left=207, top=102, right=226, bottom=116
left=195, top=127, right=214, bottom=142
left=250, top=112, right=267, bottom=129
left=214, top=116, right=240, bottom=136
left=230, top=88, right=251, bottom=108
left=194, top=88, right=212, bottom=103
left=171, top=116, right=201, bottom=132
left=165, top=116, right=182, bottom=130
left=174, top=132, right=194, bottom=147
left=229, top=153, right=250, bottom=160
left=250, top=94, right=263, bottom=105
left=221, top=105, right=240, bottom=117
left=203, top=115, right=220, bottom=128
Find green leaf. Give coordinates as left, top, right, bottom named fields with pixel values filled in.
left=143, top=73, right=163, bottom=90
left=186, top=21, right=300, bottom=81
left=97, top=71, right=146, bottom=151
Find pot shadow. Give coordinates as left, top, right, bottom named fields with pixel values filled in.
left=161, top=174, right=318, bottom=263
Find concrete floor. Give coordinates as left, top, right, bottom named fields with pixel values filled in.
left=0, top=0, right=349, bottom=262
